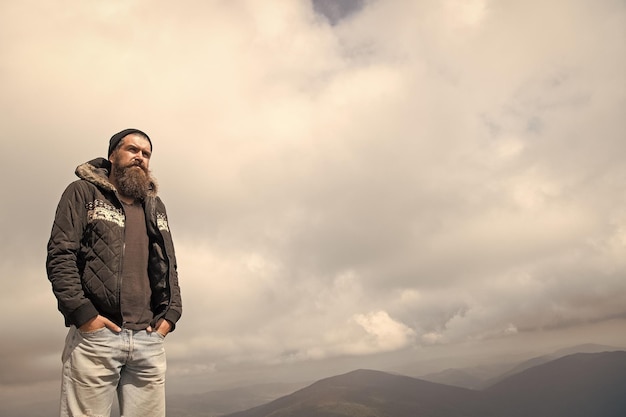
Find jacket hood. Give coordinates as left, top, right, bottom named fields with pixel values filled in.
left=75, top=157, right=158, bottom=198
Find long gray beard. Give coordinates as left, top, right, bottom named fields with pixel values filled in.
left=112, top=164, right=154, bottom=201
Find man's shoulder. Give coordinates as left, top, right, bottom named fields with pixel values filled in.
left=63, top=178, right=98, bottom=194
left=61, top=179, right=113, bottom=204
left=147, top=195, right=168, bottom=210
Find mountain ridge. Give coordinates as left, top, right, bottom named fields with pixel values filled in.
left=419, top=342, right=622, bottom=389
left=224, top=368, right=490, bottom=417
left=221, top=351, right=626, bottom=417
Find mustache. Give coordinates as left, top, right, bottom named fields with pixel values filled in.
left=126, top=160, right=148, bottom=172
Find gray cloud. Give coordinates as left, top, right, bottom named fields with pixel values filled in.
left=312, top=0, right=365, bottom=25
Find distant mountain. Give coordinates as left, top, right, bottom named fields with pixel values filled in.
left=486, top=351, right=626, bottom=417
left=420, top=343, right=621, bottom=389
left=483, top=343, right=623, bottom=388
left=223, top=369, right=491, bottom=417
left=166, top=381, right=309, bottom=417
left=221, top=351, right=626, bottom=417
left=419, top=362, right=510, bottom=390
left=550, top=342, right=624, bottom=356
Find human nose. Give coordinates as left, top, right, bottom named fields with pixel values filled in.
left=133, top=155, right=145, bottom=165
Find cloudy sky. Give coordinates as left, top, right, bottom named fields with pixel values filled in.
left=1, top=0, right=625, bottom=409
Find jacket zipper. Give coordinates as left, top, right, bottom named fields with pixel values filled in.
left=118, top=197, right=126, bottom=329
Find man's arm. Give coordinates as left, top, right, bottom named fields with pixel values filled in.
left=46, top=182, right=99, bottom=328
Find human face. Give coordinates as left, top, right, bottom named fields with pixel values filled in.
left=109, top=134, right=152, bottom=171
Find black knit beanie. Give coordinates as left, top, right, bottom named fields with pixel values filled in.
left=108, top=128, right=152, bottom=157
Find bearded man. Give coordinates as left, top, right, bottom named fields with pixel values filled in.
left=46, top=128, right=182, bottom=417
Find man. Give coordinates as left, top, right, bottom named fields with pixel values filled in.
left=46, top=128, right=182, bottom=417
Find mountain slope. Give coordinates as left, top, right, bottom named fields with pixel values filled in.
left=223, top=369, right=491, bottom=417
left=419, top=343, right=620, bottom=390
left=483, top=343, right=622, bottom=388
left=486, top=351, right=626, bottom=417
left=222, top=351, right=626, bottom=417
left=420, top=364, right=506, bottom=390
left=166, top=381, right=309, bottom=417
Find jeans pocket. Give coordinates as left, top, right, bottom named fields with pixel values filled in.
left=78, top=326, right=108, bottom=336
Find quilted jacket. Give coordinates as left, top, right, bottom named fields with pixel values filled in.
left=46, top=157, right=182, bottom=330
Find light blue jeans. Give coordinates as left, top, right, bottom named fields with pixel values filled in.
left=60, top=326, right=167, bottom=417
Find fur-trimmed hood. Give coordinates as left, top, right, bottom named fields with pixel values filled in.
left=75, top=157, right=158, bottom=198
